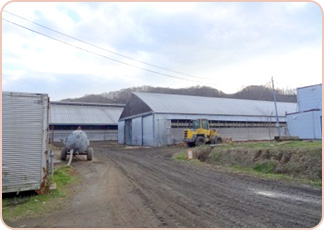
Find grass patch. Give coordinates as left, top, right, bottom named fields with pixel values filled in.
left=2, top=165, right=78, bottom=223
left=53, top=165, right=77, bottom=188
left=173, top=141, right=322, bottom=187
left=310, top=180, right=322, bottom=187
left=229, top=140, right=322, bottom=150
left=253, top=161, right=277, bottom=174
left=173, top=150, right=188, bottom=161
left=230, top=165, right=297, bottom=181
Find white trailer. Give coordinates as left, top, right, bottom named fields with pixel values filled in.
left=2, top=92, right=49, bottom=193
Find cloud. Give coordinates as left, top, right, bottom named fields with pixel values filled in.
left=2, top=2, right=322, bottom=99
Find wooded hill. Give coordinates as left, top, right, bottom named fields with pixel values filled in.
left=61, top=85, right=297, bottom=104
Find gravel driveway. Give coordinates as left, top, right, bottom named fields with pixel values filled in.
left=7, top=142, right=322, bottom=228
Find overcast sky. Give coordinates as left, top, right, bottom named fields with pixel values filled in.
left=2, top=2, right=322, bottom=100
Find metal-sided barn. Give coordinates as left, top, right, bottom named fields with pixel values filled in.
left=286, top=84, right=322, bottom=139
left=49, top=101, right=125, bottom=142
left=3, top=92, right=49, bottom=193
left=118, top=92, right=297, bottom=147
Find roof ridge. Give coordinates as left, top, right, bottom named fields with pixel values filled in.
left=133, top=92, right=297, bottom=104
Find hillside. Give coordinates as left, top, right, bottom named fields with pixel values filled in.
left=61, top=85, right=297, bottom=104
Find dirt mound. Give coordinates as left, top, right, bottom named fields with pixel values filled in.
left=194, top=144, right=322, bottom=181
left=193, top=147, right=212, bottom=161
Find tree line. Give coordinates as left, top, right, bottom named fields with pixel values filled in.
left=61, top=85, right=297, bottom=104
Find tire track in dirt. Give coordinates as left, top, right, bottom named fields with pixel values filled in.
left=6, top=143, right=322, bottom=228
left=99, top=144, right=322, bottom=228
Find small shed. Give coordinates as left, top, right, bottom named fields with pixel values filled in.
left=287, top=84, right=322, bottom=139
left=49, top=102, right=125, bottom=142
left=118, top=92, right=297, bottom=147
left=3, top=92, right=49, bottom=193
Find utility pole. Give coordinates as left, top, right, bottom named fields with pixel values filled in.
left=272, top=77, right=281, bottom=137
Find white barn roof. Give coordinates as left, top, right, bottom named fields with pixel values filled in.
left=133, top=92, right=297, bottom=117
left=50, top=102, right=124, bottom=125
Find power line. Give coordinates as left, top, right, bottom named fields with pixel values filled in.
left=3, top=10, right=210, bottom=81
left=3, top=18, right=213, bottom=85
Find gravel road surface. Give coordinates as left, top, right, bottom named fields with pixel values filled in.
left=7, top=143, right=322, bottom=228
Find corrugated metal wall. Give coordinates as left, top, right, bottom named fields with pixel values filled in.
left=125, top=119, right=132, bottom=145
left=119, top=116, right=154, bottom=146
left=143, top=115, right=154, bottom=146
left=50, top=102, right=124, bottom=125
left=287, top=111, right=322, bottom=139
left=119, top=113, right=290, bottom=147
left=286, top=84, right=322, bottom=140
left=161, top=113, right=288, bottom=123
left=154, top=116, right=167, bottom=147
left=3, top=92, right=48, bottom=193
left=133, top=92, right=296, bottom=117
left=118, top=121, right=125, bottom=144
left=170, top=127, right=285, bottom=143
left=50, top=130, right=118, bottom=142
left=49, top=102, right=124, bottom=142
left=297, top=85, right=322, bottom=112
left=154, top=114, right=288, bottom=146
left=118, top=92, right=298, bottom=147
left=132, top=117, right=142, bottom=145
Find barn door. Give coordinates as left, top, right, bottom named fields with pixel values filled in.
left=143, top=115, right=153, bottom=146
left=125, top=119, right=132, bottom=145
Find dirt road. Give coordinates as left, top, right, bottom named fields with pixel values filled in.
left=7, top=143, right=322, bottom=228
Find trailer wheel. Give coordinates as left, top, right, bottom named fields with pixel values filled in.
left=61, top=147, right=68, bottom=161
left=87, top=147, right=93, bottom=161
left=195, top=136, right=205, bottom=146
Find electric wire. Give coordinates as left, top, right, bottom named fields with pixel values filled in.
left=3, top=17, right=213, bottom=85
left=3, top=10, right=210, bottom=81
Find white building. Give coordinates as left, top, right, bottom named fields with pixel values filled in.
left=118, top=92, right=297, bottom=147
left=49, top=101, right=124, bottom=142
left=286, top=84, right=322, bottom=139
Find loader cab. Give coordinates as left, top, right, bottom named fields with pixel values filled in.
left=192, top=119, right=209, bottom=130
left=184, top=118, right=221, bottom=147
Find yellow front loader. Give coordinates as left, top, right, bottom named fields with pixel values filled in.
left=183, top=119, right=222, bottom=147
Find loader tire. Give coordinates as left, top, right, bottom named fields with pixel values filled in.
left=61, top=147, right=68, bottom=161
left=195, top=136, right=205, bottom=146
left=211, top=136, right=223, bottom=144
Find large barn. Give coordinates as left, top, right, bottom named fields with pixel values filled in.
left=286, top=84, right=322, bottom=139
left=118, top=92, right=297, bottom=147
left=49, top=101, right=124, bottom=142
